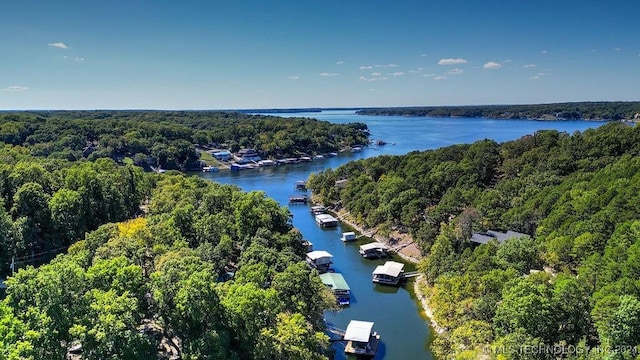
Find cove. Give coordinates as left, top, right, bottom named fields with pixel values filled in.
left=196, top=109, right=604, bottom=359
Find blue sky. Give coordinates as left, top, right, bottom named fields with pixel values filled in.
left=1, top=0, right=638, bottom=110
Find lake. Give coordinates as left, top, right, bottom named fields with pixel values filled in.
left=197, top=110, right=604, bottom=360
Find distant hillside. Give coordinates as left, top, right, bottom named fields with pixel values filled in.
left=356, top=101, right=640, bottom=120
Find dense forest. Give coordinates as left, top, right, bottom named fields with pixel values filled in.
left=1, top=169, right=335, bottom=359
left=0, top=111, right=367, bottom=359
left=308, top=122, right=640, bottom=359
left=356, top=101, right=640, bottom=120
left=0, top=111, right=369, bottom=170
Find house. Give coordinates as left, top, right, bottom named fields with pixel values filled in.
left=306, top=250, right=333, bottom=273
left=335, top=179, right=349, bottom=188
left=469, top=230, right=530, bottom=245
left=236, top=149, right=261, bottom=162
left=372, top=261, right=404, bottom=286
left=213, top=150, right=232, bottom=161
left=319, top=272, right=351, bottom=305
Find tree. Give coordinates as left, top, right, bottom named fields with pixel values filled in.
left=256, top=313, right=329, bottom=360
left=421, top=224, right=458, bottom=284
left=494, top=276, right=558, bottom=343
left=495, top=236, right=540, bottom=274
left=49, top=188, right=84, bottom=246
left=72, top=289, right=153, bottom=360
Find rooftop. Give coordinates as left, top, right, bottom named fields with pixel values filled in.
left=343, top=320, right=374, bottom=343
left=470, top=230, right=530, bottom=245
left=319, top=272, right=350, bottom=291
left=373, top=261, right=404, bottom=278
left=306, top=250, right=333, bottom=260
left=360, top=242, right=389, bottom=252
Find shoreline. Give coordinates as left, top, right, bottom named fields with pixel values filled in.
left=332, top=209, right=446, bottom=335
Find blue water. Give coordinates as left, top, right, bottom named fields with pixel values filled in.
left=197, top=110, right=604, bottom=360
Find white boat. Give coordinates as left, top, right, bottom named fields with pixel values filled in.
left=202, top=166, right=218, bottom=172
left=258, top=159, right=275, bottom=166
left=340, top=232, right=356, bottom=242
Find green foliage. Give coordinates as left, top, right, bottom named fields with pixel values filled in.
left=0, top=110, right=369, bottom=170
left=1, top=174, right=331, bottom=359
left=357, top=101, right=640, bottom=120
left=308, top=122, right=640, bottom=358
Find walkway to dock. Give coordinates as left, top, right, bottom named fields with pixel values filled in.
left=326, top=325, right=346, bottom=343
left=403, top=271, right=420, bottom=279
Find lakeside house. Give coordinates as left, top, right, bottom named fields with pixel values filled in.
left=372, top=261, right=405, bottom=286
left=469, top=230, right=530, bottom=245
left=335, top=179, right=348, bottom=188
left=213, top=150, right=232, bottom=161
left=235, top=148, right=261, bottom=163
left=305, top=250, right=333, bottom=273
left=319, top=272, right=351, bottom=305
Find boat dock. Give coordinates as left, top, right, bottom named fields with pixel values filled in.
left=289, top=195, right=309, bottom=204
left=315, top=214, right=339, bottom=227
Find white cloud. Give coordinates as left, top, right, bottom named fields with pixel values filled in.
left=434, top=75, right=447, bottom=80
left=48, top=42, right=69, bottom=49
left=503, top=59, right=512, bottom=63
left=359, top=65, right=373, bottom=70
left=447, top=68, right=464, bottom=75
left=63, top=55, right=84, bottom=61
left=483, top=61, right=502, bottom=69
left=541, top=50, right=548, bottom=54
left=388, top=64, right=399, bottom=68
left=391, top=72, right=405, bottom=76
left=319, top=72, right=339, bottom=77
left=3, top=85, right=28, bottom=92
left=423, top=73, right=437, bottom=77
left=529, top=72, right=547, bottom=80
left=523, top=64, right=537, bottom=68
left=438, top=58, right=467, bottom=65
left=336, top=61, right=344, bottom=65
left=288, top=76, right=300, bottom=80
left=420, top=53, right=429, bottom=57
left=371, top=72, right=382, bottom=76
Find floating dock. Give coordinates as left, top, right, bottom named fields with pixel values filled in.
left=343, top=320, right=380, bottom=357
left=315, top=214, right=339, bottom=227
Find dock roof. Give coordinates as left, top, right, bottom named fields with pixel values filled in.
left=319, top=272, right=350, bottom=291
left=344, top=320, right=374, bottom=343
left=315, top=214, right=338, bottom=222
left=373, top=261, right=404, bottom=278
left=306, top=250, right=333, bottom=261
left=359, top=242, right=388, bottom=252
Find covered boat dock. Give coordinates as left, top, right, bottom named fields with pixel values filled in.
left=343, top=320, right=380, bottom=356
